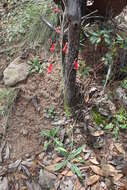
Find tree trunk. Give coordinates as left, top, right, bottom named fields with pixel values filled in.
left=63, top=0, right=82, bottom=113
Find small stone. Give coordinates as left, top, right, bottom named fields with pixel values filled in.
left=3, top=57, right=30, bottom=86
left=38, top=169, right=57, bottom=189
left=60, top=178, right=74, bottom=190
left=25, top=154, right=30, bottom=158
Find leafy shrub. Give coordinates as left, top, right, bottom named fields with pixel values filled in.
left=82, top=23, right=127, bottom=81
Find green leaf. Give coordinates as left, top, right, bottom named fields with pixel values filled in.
left=104, top=123, right=114, bottom=130
left=41, top=130, right=50, bottom=138
left=70, top=147, right=83, bottom=159
left=54, top=138, right=63, bottom=147
left=44, top=140, right=51, bottom=150
left=90, top=36, right=98, bottom=45
left=55, top=160, right=67, bottom=171
left=50, top=127, right=59, bottom=137
left=96, top=38, right=101, bottom=44
left=74, top=157, right=85, bottom=164
left=119, top=124, right=127, bottom=129
left=55, top=147, right=68, bottom=157
left=71, top=164, right=82, bottom=179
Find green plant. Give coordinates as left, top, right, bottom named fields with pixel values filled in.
left=79, top=60, right=91, bottom=77
left=121, top=79, right=127, bottom=89
left=28, top=57, right=43, bottom=74
left=104, top=108, right=127, bottom=138
left=92, top=108, right=107, bottom=126
left=0, top=88, right=17, bottom=117
left=88, top=28, right=112, bottom=48
left=46, top=106, right=56, bottom=119
left=55, top=146, right=84, bottom=178
left=41, top=127, right=63, bottom=150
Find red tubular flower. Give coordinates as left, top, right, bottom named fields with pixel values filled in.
left=62, top=43, right=68, bottom=54
left=48, top=63, right=53, bottom=73
left=50, top=43, right=55, bottom=53
left=74, top=59, right=79, bottom=70
left=53, top=7, right=60, bottom=14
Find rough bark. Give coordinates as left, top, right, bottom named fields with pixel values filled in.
left=63, top=0, right=82, bottom=112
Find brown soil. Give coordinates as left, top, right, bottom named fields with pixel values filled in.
left=5, top=62, right=63, bottom=160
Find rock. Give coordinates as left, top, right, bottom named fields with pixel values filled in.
left=94, top=94, right=116, bottom=116
left=25, top=153, right=30, bottom=158
left=0, top=177, right=8, bottom=190
left=8, top=159, right=21, bottom=172
left=60, top=178, right=74, bottom=190
left=115, top=87, right=127, bottom=107
left=3, top=57, right=30, bottom=86
left=38, top=169, right=57, bottom=189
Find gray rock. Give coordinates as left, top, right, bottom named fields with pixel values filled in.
left=115, top=87, right=127, bottom=106
left=60, top=178, right=74, bottom=190
left=3, top=57, right=30, bottom=86
left=0, top=177, right=8, bottom=190
left=94, top=95, right=116, bottom=116
left=38, top=169, right=57, bottom=189
left=8, top=159, right=21, bottom=172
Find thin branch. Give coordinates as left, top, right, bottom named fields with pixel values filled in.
left=81, top=10, right=98, bottom=20
left=103, top=63, right=112, bottom=90
left=40, top=16, right=56, bottom=32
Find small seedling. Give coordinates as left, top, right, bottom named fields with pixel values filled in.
left=28, top=57, right=43, bottom=74
left=41, top=127, right=63, bottom=150
left=46, top=106, right=56, bottom=119
left=104, top=108, right=127, bottom=139
left=55, top=146, right=84, bottom=179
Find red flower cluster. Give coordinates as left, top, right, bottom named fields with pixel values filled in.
left=48, top=63, right=53, bottom=73
left=53, top=7, right=60, bottom=14
left=50, top=43, right=55, bottom=53
left=74, top=59, right=79, bottom=70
